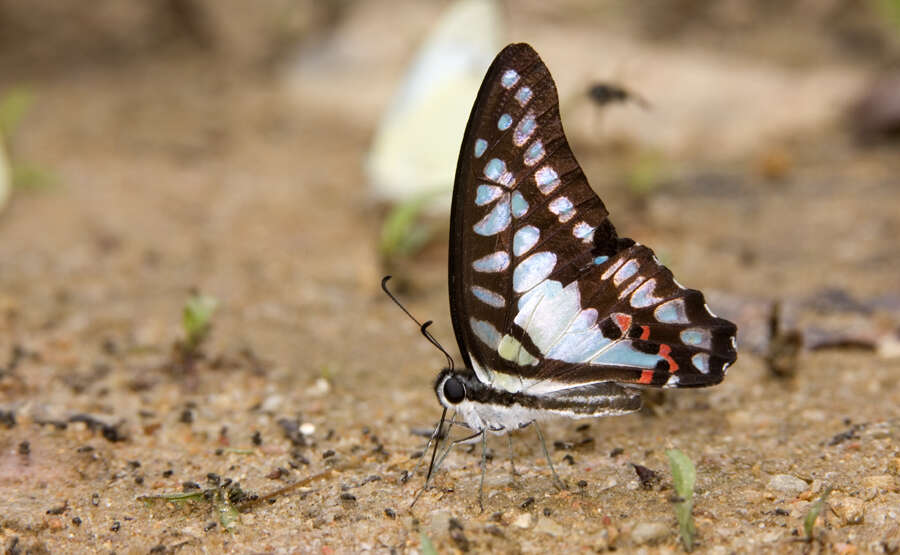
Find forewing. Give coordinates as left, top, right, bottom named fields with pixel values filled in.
left=448, top=43, right=736, bottom=393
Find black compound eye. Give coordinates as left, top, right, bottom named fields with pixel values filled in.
left=443, top=377, right=465, bottom=404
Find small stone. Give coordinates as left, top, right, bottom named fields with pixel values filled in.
left=767, top=474, right=808, bottom=497
left=831, top=497, right=865, bottom=525
left=861, top=474, right=896, bottom=491
left=512, top=513, right=533, bottom=529
left=260, top=395, right=282, bottom=412
left=630, top=521, right=669, bottom=545
left=532, top=516, right=564, bottom=537
left=833, top=542, right=858, bottom=555
left=888, top=457, right=900, bottom=476
left=588, top=529, right=610, bottom=551
left=310, top=378, right=330, bottom=396
left=300, top=423, right=315, bottom=436
left=427, top=511, right=451, bottom=537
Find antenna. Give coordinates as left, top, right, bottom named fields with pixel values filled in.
left=381, top=276, right=455, bottom=370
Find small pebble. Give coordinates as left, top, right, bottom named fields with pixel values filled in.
left=512, top=513, right=532, bottom=529
left=427, top=511, right=452, bottom=537
left=630, top=521, right=669, bottom=545
left=831, top=496, right=865, bottom=525
left=485, top=524, right=504, bottom=537
left=767, top=474, right=808, bottom=497
left=450, top=528, right=469, bottom=551
left=300, top=422, right=316, bottom=436
left=532, top=516, right=565, bottom=537
left=340, top=493, right=356, bottom=502
left=861, top=475, right=896, bottom=491
left=384, top=508, right=396, bottom=519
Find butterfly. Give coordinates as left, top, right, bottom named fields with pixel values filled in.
left=386, top=42, right=737, bottom=509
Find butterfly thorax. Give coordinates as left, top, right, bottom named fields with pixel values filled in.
left=434, top=368, right=644, bottom=434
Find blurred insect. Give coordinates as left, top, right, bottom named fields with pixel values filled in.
left=587, top=81, right=650, bottom=110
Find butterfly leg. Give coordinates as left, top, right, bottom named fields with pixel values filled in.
left=478, top=430, right=488, bottom=512
left=506, top=433, right=520, bottom=482
left=534, top=421, right=566, bottom=491
left=411, top=410, right=458, bottom=509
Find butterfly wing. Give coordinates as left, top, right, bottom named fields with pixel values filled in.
left=449, top=43, right=737, bottom=395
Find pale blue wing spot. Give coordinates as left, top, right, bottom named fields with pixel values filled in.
left=501, top=69, right=520, bottom=88
left=471, top=285, right=506, bottom=308
left=512, top=251, right=557, bottom=293
left=630, top=278, right=661, bottom=308
left=601, top=257, right=626, bottom=280
left=572, top=221, right=595, bottom=243
left=511, top=191, right=528, bottom=218
left=524, top=139, right=545, bottom=166
left=593, top=255, right=609, bottom=265
left=472, top=251, right=510, bottom=272
left=474, top=138, right=488, bottom=158
left=473, top=193, right=511, bottom=236
left=484, top=157, right=514, bottom=186
left=513, top=111, right=536, bottom=147
left=475, top=184, right=503, bottom=206
left=548, top=196, right=575, bottom=223
left=681, top=328, right=711, bottom=349
left=514, top=86, right=533, bottom=106
left=470, top=317, right=501, bottom=349
left=589, top=341, right=662, bottom=368
left=617, top=275, right=646, bottom=300
left=484, top=158, right=506, bottom=181
left=498, top=113, right=513, bottom=131
left=691, top=352, right=710, bottom=373
left=654, top=298, right=689, bottom=324
left=514, top=280, right=617, bottom=364
left=535, top=166, right=560, bottom=195
left=612, top=259, right=639, bottom=286
left=513, top=225, right=540, bottom=256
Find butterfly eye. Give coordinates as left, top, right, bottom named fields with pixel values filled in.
left=443, top=377, right=465, bottom=404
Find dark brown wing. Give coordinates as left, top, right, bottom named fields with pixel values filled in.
left=448, top=43, right=736, bottom=393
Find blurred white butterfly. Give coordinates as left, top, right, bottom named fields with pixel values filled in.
left=366, top=0, right=501, bottom=211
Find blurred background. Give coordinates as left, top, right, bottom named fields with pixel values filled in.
left=1, top=1, right=899, bottom=552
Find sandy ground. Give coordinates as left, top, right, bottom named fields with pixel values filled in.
left=1, top=1, right=899, bottom=553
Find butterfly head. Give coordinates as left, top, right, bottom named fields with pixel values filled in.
left=434, top=368, right=475, bottom=408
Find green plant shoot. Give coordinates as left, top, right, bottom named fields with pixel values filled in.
left=420, top=532, right=438, bottom=555
left=803, top=485, right=832, bottom=541
left=183, top=293, right=218, bottom=351
left=667, top=448, right=697, bottom=551
left=0, top=88, right=33, bottom=138
left=378, top=189, right=444, bottom=259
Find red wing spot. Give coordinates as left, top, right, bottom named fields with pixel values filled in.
left=640, top=325, right=650, bottom=340
left=659, top=344, right=679, bottom=373
left=613, top=313, right=632, bottom=333
left=638, top=370, right=654, bottom=384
